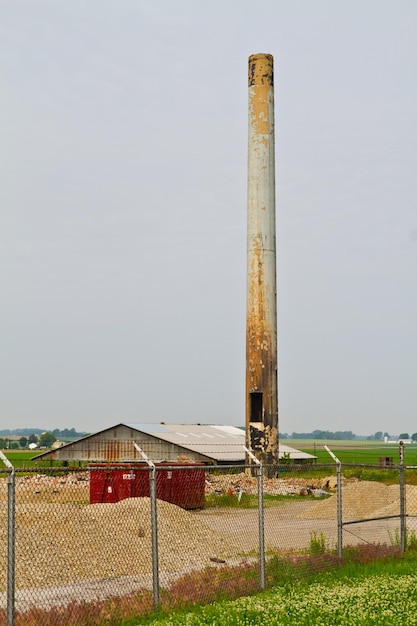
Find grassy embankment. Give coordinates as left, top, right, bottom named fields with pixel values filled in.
left=129, top=557, right=417, bottom=626
left=9, top=543, right=417, bottom=626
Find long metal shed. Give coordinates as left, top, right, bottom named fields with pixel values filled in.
left=32, top=423, right=317, bottom=465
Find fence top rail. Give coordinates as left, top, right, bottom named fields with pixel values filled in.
left=2, top=461, right=412, bottom=476
left=341, top=462, right=403, bottom=469
left=1, top=466, right=88, bottom=474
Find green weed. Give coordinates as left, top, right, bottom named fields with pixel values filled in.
left=308, top=531, right=327, bottom=555
left=388, top=527, right=417, bottom=551
left=204, top=491, right=308, bottom=509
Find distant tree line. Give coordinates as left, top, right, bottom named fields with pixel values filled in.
left=283, top=430, right=417, bottom=442
left=0, top=428, right=87, bottom=450
left=0, top=428, right=86, bottom=438
left=399, top=433, right=417, bottom=442
left=0, top=435, right=37, bottom=450
left=289, top=430, right=356, bottom=440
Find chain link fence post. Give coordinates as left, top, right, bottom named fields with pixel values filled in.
left=149, top=464, right=160, bottom=609
left=325, top=446, right=343, bottom=561
left=336, top=459, right=343, bottom=560
left=244, top=447, right=265, bottom=590
left=399, top=441, right=406, bottom=554
left=7, top=469, right=16, bottom=626
left=0, top=451, right=15, bottom=626
left=133, top=443, right=160, bottom=610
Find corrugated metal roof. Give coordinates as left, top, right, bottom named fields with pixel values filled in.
left=126, top=423, right=172, bottom=435
left=123, top=423, right=316, bottom=462
left=32, top=422, right=316, bottom=463
left=124, top=423, right=245, bottom=461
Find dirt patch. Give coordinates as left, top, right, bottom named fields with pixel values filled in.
left=192, top=501, right=332, bottom=552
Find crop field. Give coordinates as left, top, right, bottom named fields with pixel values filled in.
left=285, top=439, right=417, bottom=465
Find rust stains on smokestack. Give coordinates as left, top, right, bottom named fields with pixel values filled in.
left=246, top=53, right=278, bottom=470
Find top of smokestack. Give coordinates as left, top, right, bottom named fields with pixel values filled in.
left=249, top=53, right=273, bottom=61
left=248, top=53, right=274, bottom=87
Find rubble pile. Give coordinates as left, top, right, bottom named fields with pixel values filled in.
left=205, top=472, right=338, bottom=497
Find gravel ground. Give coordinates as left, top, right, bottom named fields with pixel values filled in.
left=0, top=497, right=239, bottom=591
left=301, top=481, right=417, bottom=519
left=1, top=472, right=415, bottom=614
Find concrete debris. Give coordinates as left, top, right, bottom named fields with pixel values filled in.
left=205, top=472, right=336, bottom=497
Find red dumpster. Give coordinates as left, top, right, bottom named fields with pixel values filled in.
left=89, top=463, right=205, bottom=509
left=155, top=463, right=206, bottom=509
left=89, top=463, right=148, bottom=504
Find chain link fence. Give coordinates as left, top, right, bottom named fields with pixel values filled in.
left=1, top=453, right=417, bottom=625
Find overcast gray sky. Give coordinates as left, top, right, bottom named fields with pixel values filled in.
left=1, top=1, right=416, bottom=437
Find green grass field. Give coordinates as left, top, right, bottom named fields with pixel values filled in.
left=2, top=441, right=417, bottom=470
left=285, top=439, right=417, bottom=465
left=0, top=449, right=49, bottom=468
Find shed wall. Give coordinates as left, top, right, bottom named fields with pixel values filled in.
left=43, top=425, right=211, bottom=463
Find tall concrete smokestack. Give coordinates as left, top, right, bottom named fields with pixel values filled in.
left=246, top=53, right=278, bottom=469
